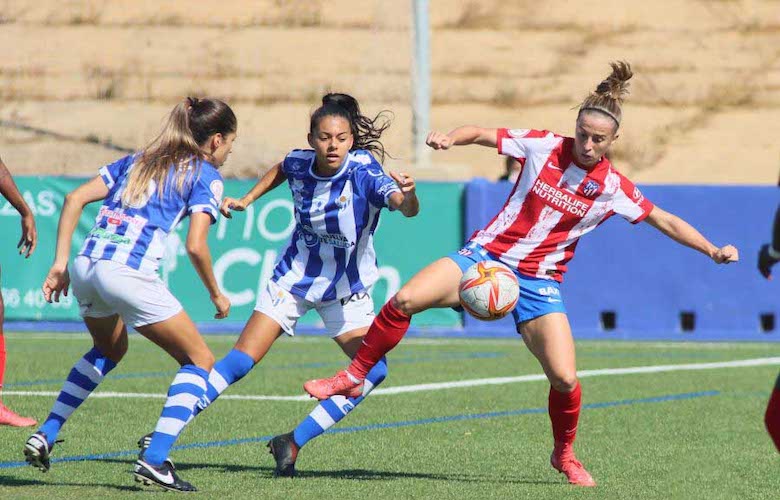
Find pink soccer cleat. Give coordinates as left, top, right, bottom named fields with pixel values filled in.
left=0, top=403, right=37, bottom=427
left=550, top=445, right=596, bottom=487
left=303, top=370, right=363, bottom=400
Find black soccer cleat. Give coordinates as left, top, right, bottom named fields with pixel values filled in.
left=133, top=456, right=197, bottom=492
left=267, top=432, right=299, bottom=477
left=24, top=432, right=53, bottom=472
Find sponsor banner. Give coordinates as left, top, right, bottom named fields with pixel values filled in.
left=1, top=177, right=463, bottom=327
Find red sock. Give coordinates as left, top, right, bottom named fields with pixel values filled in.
left=765, top=374, right=780, bottom=452
left=0, top=333, right=5, bottom=394
left=549, top=382, right=582, bottom=449
left=348, top=299, right=411, bottom=379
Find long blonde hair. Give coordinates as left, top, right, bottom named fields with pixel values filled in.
left=122, top=97, right=236, bottom=206
left=578, top=61, right=633, bottom=129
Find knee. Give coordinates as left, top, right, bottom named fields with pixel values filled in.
left=392, top=288, right=417, bottom=316
left=95, top=337, right=128, bottom=364
left=549, top=374, right=579, bottom=393
left=191, top=351, right=215, bottom=372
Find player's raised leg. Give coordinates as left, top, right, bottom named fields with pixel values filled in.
left=518, top=312, right=595, bottom=487
left=25, top=315, right=127, bottom=472
left=304, top=256, right=462, bottom=399
left=0, top=271, right=38, bottom=427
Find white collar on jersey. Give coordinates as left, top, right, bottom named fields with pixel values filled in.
left=309, top=152, right=352, bottom=181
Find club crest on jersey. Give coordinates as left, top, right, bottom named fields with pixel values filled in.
left=335, top=194, right=351, bottom=210
left=209, top=179, right=224, bottom=201
left=582, top=179, right=600, bottom=198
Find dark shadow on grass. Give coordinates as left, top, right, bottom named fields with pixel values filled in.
left=0, top=473, right=143, bottom=491
left=107, top=460, right=561, bottom=486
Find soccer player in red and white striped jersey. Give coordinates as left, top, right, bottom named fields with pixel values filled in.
left=304, top=62, right=739, bottom=486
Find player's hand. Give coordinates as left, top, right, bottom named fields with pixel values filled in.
left=425, top=131, right=454, bottom=150
left=758, top=244, right=779, bottom=279
left=711, top=244, right=739, bottom=264
left=219, top=197, right=247, bottom=218
left=42, top=265, right=69, bottom=303
left=211, top=293, right=231, bottom=319
left=389, top=171, right=416, bottom=195
left=18, top=214, right=37, bottom=258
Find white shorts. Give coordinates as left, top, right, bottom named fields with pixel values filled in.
left=255, top=280, right=375, bottom=338
left=71, top=256, right=183, bottom=328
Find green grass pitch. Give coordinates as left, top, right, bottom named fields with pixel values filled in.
left=1, top=332, right=778, bottom=499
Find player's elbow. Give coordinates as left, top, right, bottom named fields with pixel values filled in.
left=402, top=204, right=420, bottom=218
left=64, top=191, right=86, bottom=208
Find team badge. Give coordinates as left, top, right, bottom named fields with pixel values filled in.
left=209, top=180, right=224, bottom=201
left=335, top=194, right=351, bottom=210
left=582, top=179, right=600, bottom=198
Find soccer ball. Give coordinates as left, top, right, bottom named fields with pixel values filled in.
left=459, top=261, right=520, bottom=321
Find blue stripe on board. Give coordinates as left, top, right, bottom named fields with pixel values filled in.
left=0, top=390, right=719, bottom=469
left=4, top=353, right=505, bottom=388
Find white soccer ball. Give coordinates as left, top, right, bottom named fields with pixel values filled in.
left=458, top=261, right=520, bottom=321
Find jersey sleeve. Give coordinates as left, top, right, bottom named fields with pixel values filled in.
left=612, top=173, right=654, bottom=224
left=98, top=154, right=135, bottom=189
left=187, top=166, right=224, bottom=224
left=496, top=128, right=558, bottom=160
left=362, top=160, right=401, bottom=209
left=281, top=149, right=314, bottom=176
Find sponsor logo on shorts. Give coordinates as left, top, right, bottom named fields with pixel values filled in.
left=537, top=286, right=560, bottom=297
left=457, top=248, right=473, bottom=257
left=340, top=292, right=369, bottom=306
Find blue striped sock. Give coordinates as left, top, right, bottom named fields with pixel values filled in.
left=143, top=364, right=208, bottom=466
left=38, top=347, right=117, bottom=447
left=293, top=357, right=388, bottom=448
left=192, top=349, right=255, bottom=417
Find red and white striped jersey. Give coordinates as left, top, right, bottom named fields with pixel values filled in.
left=471, top=128, right=654, bottom=282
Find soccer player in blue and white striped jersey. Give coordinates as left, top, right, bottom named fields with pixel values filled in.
left=25, top=97, right=237, bottom=492
left=168, top=93, right=419, bottom=477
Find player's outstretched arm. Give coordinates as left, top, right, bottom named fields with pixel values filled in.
left=388, top=171, right=419, bottom=217
left=219, top=161, right=286, bottom=218
left=426, top=126, right=499, bottom=150
left=0, top=157, right=37, bottom=257
left=758, top=204, right=780, bottom=279
left=644, top=205, right=739, bottom=264
left=42, top=176, right=109, bottom=303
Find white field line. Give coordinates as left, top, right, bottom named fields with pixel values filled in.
left=5, top=356, right=779, bottom=402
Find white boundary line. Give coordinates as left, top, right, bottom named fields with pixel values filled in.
left=5, top=356, right=779, bottom=402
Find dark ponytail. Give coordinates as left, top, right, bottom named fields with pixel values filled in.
left=309, top=93, right=392, bottom=163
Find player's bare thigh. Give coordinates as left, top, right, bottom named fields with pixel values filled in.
left=136, top=310, right=215, bottom=370
left=517, top=312, right=578, bottom=392
left=233, top=310, right=285, bottom=363
left=393, top=257, right=463, bottom=315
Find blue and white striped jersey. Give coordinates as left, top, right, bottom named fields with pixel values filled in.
left=78, top=154, right=223, bottom=274
left=272, top=149, right=401, bottom=302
